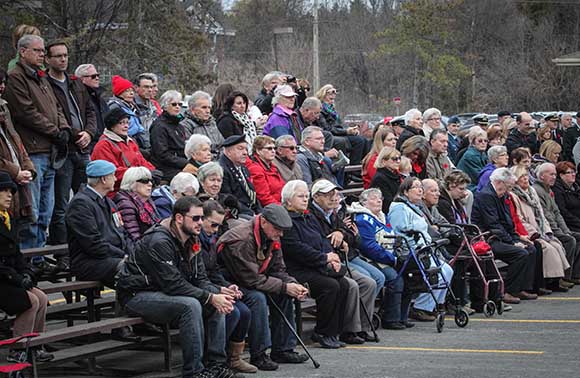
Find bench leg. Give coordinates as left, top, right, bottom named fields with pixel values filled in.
left=162, top=323, right=172, bottom=373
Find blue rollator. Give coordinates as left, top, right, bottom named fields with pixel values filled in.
left=394, top=233, right=470, bottom=333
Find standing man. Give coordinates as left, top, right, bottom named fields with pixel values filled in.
left=255, top=72, right=282, bottom=115
left=506, top=112, right=539, bottom=155
left=134, top=73, right=158, bottom=138
left=45, top=41, right=97, bottom=250
left=446, top=116, right=462, bottom=164
left=426, top=129, right=455, bottom=182
left=561, top=113, right=579, bottom=162
left=544, top=113, right=563, bottom=145
left=3, top=35, right=70, bottom=252
left=76, top=63, right=109, bottom=152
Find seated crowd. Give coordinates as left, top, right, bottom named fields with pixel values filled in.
left=2, top=27, right=580, bottom=378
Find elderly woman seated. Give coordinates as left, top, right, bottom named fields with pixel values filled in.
left=280, top=180, right=359, bottom=349
left=457, top=126, right=489, bottom=191
left=388, top=177, right=454, bottom=322
left=197, top=161, right=241, bottom=225
left=476, top=145, right=509, bottom=192
left=150, top=90, right=188, bottom=182
left=152, top=172, right=199, bottom=219
left=246, top=136, right=285, bottom=206
left=350, top=188, right=412, bottom=330
left=183, top=134, right=213, bottom=176
left=510, top=165, right=571, bottom=292
left=113, top=167, right=161, bottom=241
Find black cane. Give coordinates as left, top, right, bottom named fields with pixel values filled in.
left=340, top=249, right=380, bottom=343
left=266, top=294, right=320, bottom=369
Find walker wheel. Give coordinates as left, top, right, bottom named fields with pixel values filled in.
left=496, top=300, right=504, bottom=315
left=454, top=309, right=469, bottom=328
left=483, top=301, right=496, bottom=317
left=372, top=313, right=381, bottom=330
left=436, top=313, right=445, bottom=333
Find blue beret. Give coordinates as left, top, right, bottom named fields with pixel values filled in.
left=86, top=160, right=116, bottom=177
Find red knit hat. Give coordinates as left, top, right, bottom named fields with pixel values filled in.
left=111, top=75, right=134, bottom=97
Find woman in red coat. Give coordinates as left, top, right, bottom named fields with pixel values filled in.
left=91, top=108, right=155, bottom=193
left=245, top=136, right=285, bottom=206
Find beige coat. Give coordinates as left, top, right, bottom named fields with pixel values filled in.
left=511, top=190, right=569, bottom=278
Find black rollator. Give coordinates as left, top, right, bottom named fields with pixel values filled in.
left=266, top=294, right=321, bottom=369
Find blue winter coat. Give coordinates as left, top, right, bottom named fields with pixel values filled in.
left=151, top=185, right=175, bottom=220
left=388, top=196, right=432, bottom=251
left=352, top=206, right=396, bottom=265
left=476, top=163, right=497, bottom=192
left=108, top=97, right=144, bottom=137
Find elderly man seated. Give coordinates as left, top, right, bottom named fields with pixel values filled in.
left=218, top=204, right=309, bottom=371
left=65, top=160, right=138, bottom=341
left=471, top=168, right=537, bottom=304
left=152, top=172, right=200, bottom=219
left=219, top=134, right=261, bottom=217
left=533, top=162, right=580, bottom=285
left=350, top=188, right=412, bottom=330
left=308, top=179, right=378, bottom=343
left=272, top=135, right=303, bottom=182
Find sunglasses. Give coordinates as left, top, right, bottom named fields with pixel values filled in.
left=385, top=156, right=401, bottom=161
left=170, top=102, right=183, bottom=107
left=209, top=221, right=221, bottom=228
left=279, top=145, right=297, bottom=151
left=136, top=178, right=153, bottom=184
left=84, top=73, right=100, bottom=79
left=262, top=146, right=276, bottom=151
left=189, top=215, right=203, bottom=222
left=476, top=138, right=488, bottom=143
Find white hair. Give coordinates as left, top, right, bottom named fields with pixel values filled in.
left=422, top=108, right=441, bottom=122
left=301, top=126, right=323, bottom=144
left=17, top=34, right=43, bottom=50
left=487, top=145, right=507, bottom=163
left=468, top=126, right=487, bottom=144
left=300, top=97, right=322, bottom=111
left=197, top=162, right=223, bottom=183
left=74, top=64, right=95, bottom=77
left=184, top=134, right=212, bottom=158
left=120, top=167, right=152, bottom=191
left=359, top=188, right=382, bottom=205
left=170, top=172, right=199, bottom=195
left=261, top=71, right=281, bottom=88
left=281, top=180, right=308, bottom=206
left=159, top=90, right=182, bottom=109
left=489, top=167, right=515, bottom=183
left=188, top=91, right=211, bottom=109
left=275, top=134, right=296, bottom=148
left=535, top=162, right=555, bottom=179
left=404, top=108, right=422, bottom=125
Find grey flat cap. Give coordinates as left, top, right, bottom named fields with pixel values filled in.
left=262, top=204, right=293, bottom=230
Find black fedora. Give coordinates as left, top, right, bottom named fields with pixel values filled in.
left=0, top=171, right=17, bottom=193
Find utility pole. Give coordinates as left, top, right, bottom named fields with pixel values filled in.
left=313, top=0, right=320, bottom=91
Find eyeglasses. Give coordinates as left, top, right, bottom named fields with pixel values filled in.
left=170, top=102, right=183, bottom=107
left=83, top=73, right=100, bottom=79
left=385, top=156, right=401, bottom=162
left=410, top=185, right=424, bottom=190
left=304, top=87, right=311, bottom=91
left=261, top=146, right=276, bottom=151
left=428, top=117, right=441, bottom=121
left=27, top=47, right=44, bottom=54
left=475, top=138, right=488, bottom=143
left=136, top=178, right=153, bottom=184
left=563, top=171, right=576, bottom=175
left=279, top=145, right=297, bottom=151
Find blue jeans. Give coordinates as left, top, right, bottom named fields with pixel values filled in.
left=20, top=154, right=56, bottom=251
left=349, top=257, right=385, bottom=297
left=381, top=265, right=410, bottom=323
left=414, top=258, right=454, bottom=312
left=125, top=291, right=226, bottom=376
left=226, top=301, right=251, bottom=343
left=241, top=289, right=296, bottom=357
left=48, top=152, right=89, bottom=245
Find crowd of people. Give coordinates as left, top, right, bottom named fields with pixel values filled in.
left=1, top=24, right=580, bottom=378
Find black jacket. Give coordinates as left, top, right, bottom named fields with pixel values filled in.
left=506, top=128, right=539, bottom=155
left=86, top=86, right=109, bottom=153
left=199, top=229, right=230, bottom=288
left=396, top=125, right=424, bottom=150
left=563, top=125, right=580, bottom=162
left=150, top=112, right=188, bottom=181
left=553, top=177, right=580, bottom=232
left=46, top=72, right=97, bottom=153
left=437, top=187, right=469, bottom=224
left=281, top=210, right=332, bottom=275
left=471, top=182, right=520, bottom=244
left=117, top=224, right=220, bottom=306
left=320, top=108, right=348, bottom=136
left=219, top=154, right=261, bottom=217
left=255, top=88, right=274, bottom=115
left=0, top=219, right=35, bottom=288
left=66, top=187, right=133, bottom=282
left=217, top=112, right=243, bottom=139
left=308, top=201, right=358, bottom=261
left=370, top=167, right=401, bottom=213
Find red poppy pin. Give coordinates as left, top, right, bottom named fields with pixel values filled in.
left=70, top=75, right=78, bottom=80
left=272, top=241, right=281, bottom=250
left=37, top=70, right=46, bottom=78
left=442, top=163, right=449, bottom=169
left=303, top=209, right=309, bottom=215
left=550, top=191, right=554, bottom=198
left=192, top=243, right=201, bottom=253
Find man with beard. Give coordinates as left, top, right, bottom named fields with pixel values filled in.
left=117, top=196, right=241, bottom=378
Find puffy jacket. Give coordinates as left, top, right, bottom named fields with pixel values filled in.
left=281, top=210, right=332, bottom=275
left=388, top=196, right=432, bottom=250
left=476, top=163, right=497, bottom=192
left=151, top=185, right=175, bottom=220
left=245, top=155, right=285, bottom=206
left=4, top=61, right=70, bottom=154
left=457, top=146, right=488, bottom=191
left=350, top=202, right=396, bottom=265
left=369, top=167, right=401, bottom=213
left=263, top=105, right=303, bottom=142
left=117, top=224, right=220, bottom=306
left=107, top=97, right=144, bottom=137
left=91, top=129, right=155, bottom=192
left=506, top=128, right=539, bottom=155
left=553, top=177, right=580, bottom=232
left=150, top=112, right=188, bottom=182
left=113, top=190, right=161, bottom=241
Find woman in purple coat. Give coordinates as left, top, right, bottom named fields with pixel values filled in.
left=113, top=166, right=161, bottom=241
left=262, top=85, right=303, bottom=142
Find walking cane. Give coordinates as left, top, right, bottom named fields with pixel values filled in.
left=266, top=294, right=320, bottom=369
left=339, top=249, right=380, bottom=343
